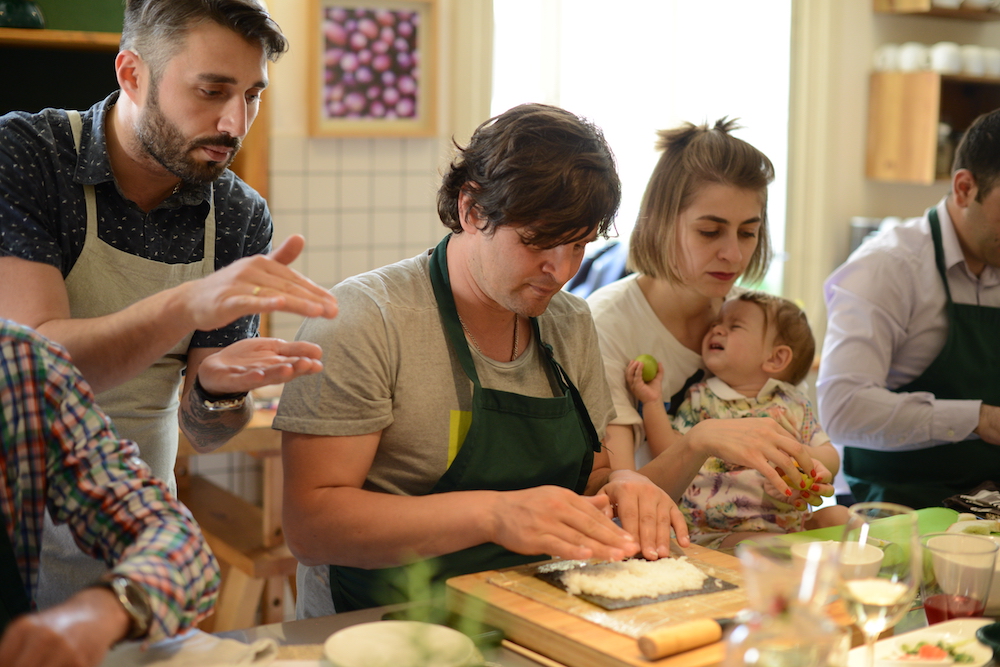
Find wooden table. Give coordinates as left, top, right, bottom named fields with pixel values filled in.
left=175, top=408, right=297, bottom=632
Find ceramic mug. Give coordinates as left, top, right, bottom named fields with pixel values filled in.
left=983, top=47, right=1000, bottom=77
left=962, top=44, right=986, bottom=76
left=930, top=42, right=962, bottom=74
left=899, top=42, right=930, bottom=72
left=931, top=0, right=962, bottom=7
left=873, top=44, right=900, bottom=72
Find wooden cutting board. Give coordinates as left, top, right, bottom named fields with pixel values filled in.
left=446, top=545, right=746, bottom=667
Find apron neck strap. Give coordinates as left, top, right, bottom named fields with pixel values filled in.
left=428, top=235, right=482, bottom=386
left=928, top=207, right=954, bottom=305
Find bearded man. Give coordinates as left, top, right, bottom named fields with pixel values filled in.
left=0, top=0, right=338, bottom=608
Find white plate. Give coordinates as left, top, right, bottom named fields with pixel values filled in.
left=847, top=618, right=993, bottom=667
left=323, top=620, right=480, bottom=667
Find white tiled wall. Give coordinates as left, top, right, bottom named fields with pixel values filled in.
left=267, top=135, right=452, bottom=343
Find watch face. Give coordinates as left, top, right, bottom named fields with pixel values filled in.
left=112, top=576, right=152, bottom=638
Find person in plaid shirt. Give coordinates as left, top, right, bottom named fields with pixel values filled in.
left=0, top=318, right=219, bottom=667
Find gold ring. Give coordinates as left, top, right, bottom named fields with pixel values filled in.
left=252, top=286, right=262, bottom=296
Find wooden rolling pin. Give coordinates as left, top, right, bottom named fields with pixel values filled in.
left=637, top=618, right=724, bottom=660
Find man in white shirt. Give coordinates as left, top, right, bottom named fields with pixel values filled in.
left=817, top=108, right=1000, bottom=509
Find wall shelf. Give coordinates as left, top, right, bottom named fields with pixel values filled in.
left=873, top=0, right=1000, bottom=21
left=0, top=27, right=119, bottom=51
left=866, top=71, right=1000, bottom=183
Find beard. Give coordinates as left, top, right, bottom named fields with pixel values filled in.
left=135, top=82, right=241, bottom=184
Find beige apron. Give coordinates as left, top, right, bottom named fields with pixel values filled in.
left=36, top=109, right=216, bottom=608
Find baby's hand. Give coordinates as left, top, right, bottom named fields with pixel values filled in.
left=625, top=359, right=663, bottom=405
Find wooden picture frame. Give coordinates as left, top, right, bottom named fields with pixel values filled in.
left=308, top=0, right=437, bottom=137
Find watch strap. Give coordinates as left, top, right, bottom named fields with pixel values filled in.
left=193, top=376, right=248, bottom=411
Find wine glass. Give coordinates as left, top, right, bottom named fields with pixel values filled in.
left=839, top=502, right=920, bottom=667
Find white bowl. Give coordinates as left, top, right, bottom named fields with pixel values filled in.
left=324, top=620, right=480, bottom=667
left=792, top=540, right=884, bottom=580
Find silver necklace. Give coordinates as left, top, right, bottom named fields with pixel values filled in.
left=458, top=313, right=519, bottom=361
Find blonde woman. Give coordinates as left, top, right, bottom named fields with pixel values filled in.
left=588, top=119, right=818, bottom=504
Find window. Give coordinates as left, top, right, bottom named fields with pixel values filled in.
left=492, top=0, right=792, bottom=292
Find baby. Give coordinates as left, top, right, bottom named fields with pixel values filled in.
left=627, top=291, right=847, bottom=549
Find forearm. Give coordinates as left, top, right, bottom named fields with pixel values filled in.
left=284, top=487, right=498, bottom=569
left=637, top=430, right=708, bottom=500
left=179, top=381, right=254, bottom=453
left=818, top=377, right=981, bottom=450
left=641, top=402, right=679, bottom=458
left=34, top=284, right=197, bottom=394
left=0, top=588, right=131, bottom=667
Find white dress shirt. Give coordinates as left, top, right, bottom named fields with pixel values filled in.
left=817, top=197, right=1000, bottom=451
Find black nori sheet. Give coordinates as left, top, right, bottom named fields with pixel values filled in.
left=533, top=559, right=738, bottom=611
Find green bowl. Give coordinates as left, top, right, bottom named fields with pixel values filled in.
left=975, top=622, right=1000, bottom=659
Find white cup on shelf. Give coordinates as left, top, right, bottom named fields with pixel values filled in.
left=983, top=47, right=1000, bottom=77
left=930, top=42, right=963, bottom=74
left=899, top=42, right=930, bottom=72
left=962, top=44, right=986, bottom=76
left=932, top=0, right=962, bottom=7
left=874, top=44, right=900, bottom=72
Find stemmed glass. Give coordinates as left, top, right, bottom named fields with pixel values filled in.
left=839, top=502, right=921, bottom=667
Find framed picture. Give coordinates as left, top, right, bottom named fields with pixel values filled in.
left=309, top=0, right=437, bottom=137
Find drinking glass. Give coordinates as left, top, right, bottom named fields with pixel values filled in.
left=839, top=502, right=920, bottom=667
left=920, top=532, right=998, bottom=624
left=724, top=538, right=849, bottom=667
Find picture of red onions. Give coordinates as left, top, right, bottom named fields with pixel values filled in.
left=321, top=6, right=422, bottom=120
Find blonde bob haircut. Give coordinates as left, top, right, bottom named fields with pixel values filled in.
left=628, top=118, right=774, bottom=284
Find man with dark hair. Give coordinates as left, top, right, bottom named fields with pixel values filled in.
left=818, top=108, right=1000, bottom=509
left=0, top=319, right=219, bottom=667
left=276, top=104, right=688, bottom=617
left=0, top=0, right=337, bottom=607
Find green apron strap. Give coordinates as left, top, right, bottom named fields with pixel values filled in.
left=427, top=235, right=482, bottom=386
left=535, top=326, right=601, bottom=454
left=0, top=512, right=30, bottom=633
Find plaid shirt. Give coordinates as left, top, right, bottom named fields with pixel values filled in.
left=0, top=319, right=219, bottom=641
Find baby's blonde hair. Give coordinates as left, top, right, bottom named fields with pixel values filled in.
left=735, top=291, right=815, bottom=385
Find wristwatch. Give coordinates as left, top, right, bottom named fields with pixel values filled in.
left=193, top=376, right=247, bottom=412
left=94, top=574, right=153, bottom=640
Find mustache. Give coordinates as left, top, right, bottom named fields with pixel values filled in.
left=191, top=135, right=241, bottom=151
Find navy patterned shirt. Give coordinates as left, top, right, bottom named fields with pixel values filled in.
left=0, top=92, right=270, bottom=347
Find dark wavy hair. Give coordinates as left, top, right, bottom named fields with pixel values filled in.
left=628, top=118, right=774, bottom=284
left=122, top=0, right=288, bottom=81
left=952, top=108, right=1000, bottom=201
left=437, top=104, right=621, bottom=248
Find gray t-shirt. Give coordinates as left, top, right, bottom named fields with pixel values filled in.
left=274, top=247, right=615, bottom=498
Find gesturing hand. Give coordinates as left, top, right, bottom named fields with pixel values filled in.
left=184, top=235, right=338, bottom=332
left=489, top=486, right=639, bottom=562
left=599, top=469, right=689, bottom=560
left=196, top=338, right=325, bottom=396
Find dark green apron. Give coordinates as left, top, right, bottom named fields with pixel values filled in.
left=0, top=512, right=31, bottom=633
left=329, top=235, right=602, bottom=612
left=844, top=208, right=1000, bottom=509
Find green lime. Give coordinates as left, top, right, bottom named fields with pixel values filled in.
left=635, top=354, right=658, bottom=383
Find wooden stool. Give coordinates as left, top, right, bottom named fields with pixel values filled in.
left=175, top=410, right=297, bottom=631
